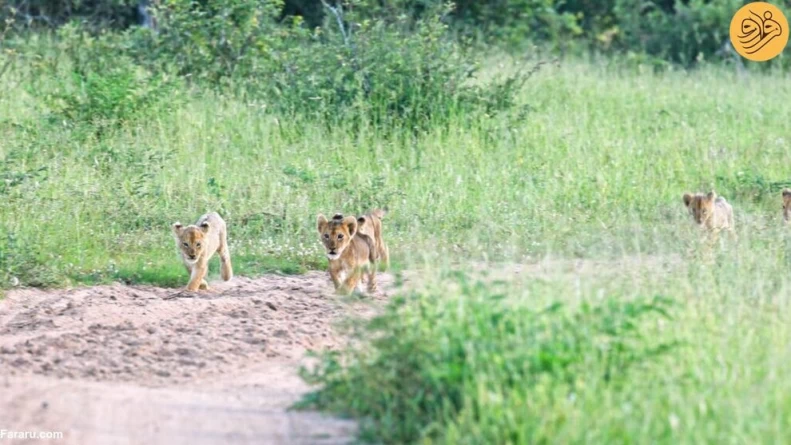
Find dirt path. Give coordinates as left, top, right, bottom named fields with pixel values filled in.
left=0, top=272, right=393, bottom=445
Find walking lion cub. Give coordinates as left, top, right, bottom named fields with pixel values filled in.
left=317, top=209, right=388, bottom=295
left=171, top=212, right=233, bottom=291
left=355, top=209, right=390, bottom=271
left=782, top=189, right=791, bottom=224
left=683, top=191, right=735, bottom=232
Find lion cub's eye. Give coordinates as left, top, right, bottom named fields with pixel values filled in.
left=337, top=234, right=344, bottom=240
left=183, top=242, right=189, bottom=247
left=323, top=234, right=330, bottom=240
left=196, top=243, right=202, bottom=248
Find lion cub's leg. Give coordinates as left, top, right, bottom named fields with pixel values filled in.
left=186, top=260, right=209, bottom=292
left=379, top=243, right=390, bottom=271
left=366, top=263, right=378, bottom=293
left=697, top=230, right=719, bottom=265
left=339, top=268, right=363, bottom=296
left=182, top=264, right=208, bottom=290
left=329, top=272, right=341, bottom=290
left=218, top=228, right=233, bottom=281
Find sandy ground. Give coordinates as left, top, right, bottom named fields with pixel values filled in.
left=0, top=272, right=394, bottom=445
left=0, top=254, right=681, bottom=444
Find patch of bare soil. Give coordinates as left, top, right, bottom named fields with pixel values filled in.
left=0, top=255, right=680, bottom=444
left=0, top=272, right=393, bottom=445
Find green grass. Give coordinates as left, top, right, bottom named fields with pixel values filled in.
left=5, top=52, right=791, bottom=442
left=2, top=59, right=790, bottom=288
left=300, top=240, right=791, bottom=443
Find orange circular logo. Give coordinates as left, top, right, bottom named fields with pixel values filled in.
left=730, top=2, right=789, bottom=61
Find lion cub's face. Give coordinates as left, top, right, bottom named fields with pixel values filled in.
left=317, top=214, right=358, bottom=260
left=683, top=191, right=716, bottom=226
left=783, top=189, right=791, bottom=224
left=172, top=222, right=210, bottom=263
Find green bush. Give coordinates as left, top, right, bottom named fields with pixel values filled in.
left=20, top=23, right=181, bottom=136
left=134, top=0, right=285, bottom=85
left=611, top=0, right=743, bottom=65
left=0, top=0, right=139, bottom=29
left=6, top=0, right=787, bottom=70
left=348, top=0, right=582, bottom=48
left=261, top=3, right=529, bottom=129
left=299, top=273, right=677, bottom=443
left=128, top=0, right=529, bottom=129
left=324, top=0, right=755, bottom=66
left=0, top=230, right=59, bottom=288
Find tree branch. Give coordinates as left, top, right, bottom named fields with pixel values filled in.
left=319, top=0, right=371, bottom=94
left=320, top=0, right=350, bottom=47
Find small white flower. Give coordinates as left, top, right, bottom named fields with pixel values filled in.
left=668, top=413, right=680, bottom=430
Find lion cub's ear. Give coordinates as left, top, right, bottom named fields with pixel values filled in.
left=783, top=189, right=791, bottom=198
left=343, top=215, right=358, bottom=238
left=200, top=221, right=210, bottom=233
left=357, top=216, right=367, bottom=228
left=317, top=214, right=329, bottom=234
left=172, top=222, right=183, bottom=235
left=707, top=190, right=717, bottom=201
left=682, top=193, right=693, bottom=208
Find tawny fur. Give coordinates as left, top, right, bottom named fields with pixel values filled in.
left=783, top=189, right=791, bottom=224
left=317, top=213, right=374, bottom=295
left=172, top=212, right=233, bottom=291
left=356, top=208, right=390, bottom=273
left=682, top=191, right=735, bottom=233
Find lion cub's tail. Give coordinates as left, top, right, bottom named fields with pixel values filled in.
left=369, top=208, right=389, bottom=270
left=370, top=208, right=387, bottom=220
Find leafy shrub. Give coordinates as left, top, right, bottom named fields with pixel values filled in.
left=299, top=273, right=677, bottom=443
left=611, top=0, right=743, bottom=65
left=129, top=0, right=529, bottom=130
left=263, top=3, right=530, bottom=129
left=349, top=0, right=583, bottom=48
left=715, top=170, right=791, bottom=203
left=0, top=231, right=59, bottom=288
left=26, top=23, right=181, bottom=136
left=0, top=151, right=48, bottom=199
left=4, top=0, right=790, bottom=67
left=48, top=64, right=178, bottom=135
left=318, top=0, right=754, bottom=65
left=134, top=0, right=285, bottom=85
left=1, top=0, right=140, bottom=30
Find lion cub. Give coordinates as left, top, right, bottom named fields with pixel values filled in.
left=683, top=191, right=735, bottom=232
left=355, top=208, right=390, bottom=272
left=317, top=213, right=376, bottom=295
left=783, top=189, right=791, bottom=224
left=171, top=212, right=233, bottom=291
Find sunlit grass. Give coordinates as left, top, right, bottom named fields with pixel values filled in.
left=4, top=48, right=791, bottom=442
left=3, top=59, right=790, bottom=288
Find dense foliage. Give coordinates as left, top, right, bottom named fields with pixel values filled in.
left=2, top=2, right=532, bottom=135
left=4, top=2, right=791, bottom=443
left=299, top=275, right=678, bottom=443
left=4, top=0, right=790, bottom=65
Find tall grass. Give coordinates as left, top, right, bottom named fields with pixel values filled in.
left=300, top=233, right=791, bottom=442
left=4, top=35, right=791, bottom=443
left=284, top=61, right=791, bottom=443
left=2, top=57, right=790, bottom=287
